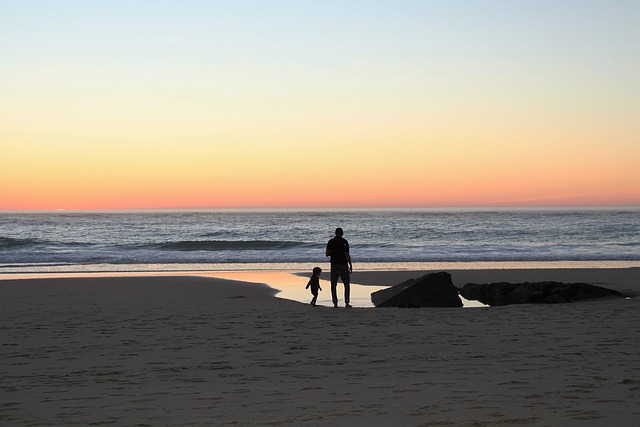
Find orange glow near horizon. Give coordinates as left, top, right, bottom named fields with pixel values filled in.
left=3, top=109, right=638, bottom=210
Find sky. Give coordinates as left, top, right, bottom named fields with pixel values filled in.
left=1, top=0, right=639, bottom=210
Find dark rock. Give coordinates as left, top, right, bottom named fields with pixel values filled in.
left=459, top=281, right=625, bottom=306
left=371, top=272, right=463, bottom=308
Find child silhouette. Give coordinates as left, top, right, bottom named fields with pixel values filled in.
left=305, top=267, right=323, bottom=306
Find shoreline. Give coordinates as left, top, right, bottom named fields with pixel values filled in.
left=2, top=267, right=639, bottom=425
left=1, top=259, right=639, bottom=276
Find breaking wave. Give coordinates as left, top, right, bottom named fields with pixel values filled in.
left=153, top=240, right=315, bottom=251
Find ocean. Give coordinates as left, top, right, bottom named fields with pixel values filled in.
left=1, top=208, right=638, bottom=274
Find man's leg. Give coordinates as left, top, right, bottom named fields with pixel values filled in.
left=341, top=268, right=351, bottom=305
left=330, top=266, right=339, bottom=306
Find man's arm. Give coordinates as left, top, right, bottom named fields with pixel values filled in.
left=346, top=252, right=353, bottom=272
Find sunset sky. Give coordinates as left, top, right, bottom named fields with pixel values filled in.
left=1, top=0, right=639, bottom=210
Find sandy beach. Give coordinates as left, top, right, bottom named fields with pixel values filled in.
left=1, top=268, right=639, bottom=426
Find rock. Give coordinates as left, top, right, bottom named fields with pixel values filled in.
left=459, top=281, right=625, bottom=306
left=371, top=272, right=463, bottom=308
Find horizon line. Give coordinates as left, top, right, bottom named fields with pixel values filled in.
left=2, top=205, right=639, bottom=213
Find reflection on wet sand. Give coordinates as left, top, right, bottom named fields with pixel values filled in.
left=205, top=271, right=386, bottom=307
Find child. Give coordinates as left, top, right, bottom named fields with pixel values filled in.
left=305, top=267, right=323, bottom=306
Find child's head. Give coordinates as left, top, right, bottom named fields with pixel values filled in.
left=312, top=266, right=322, bottom=276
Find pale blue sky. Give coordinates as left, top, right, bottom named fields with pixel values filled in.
left=3, top=1, right=638, bottom=90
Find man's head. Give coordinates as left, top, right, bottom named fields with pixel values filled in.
left=335, top=227, right=344, bottom=236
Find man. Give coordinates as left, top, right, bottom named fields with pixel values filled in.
left=326, top=227, right=353, bottom=308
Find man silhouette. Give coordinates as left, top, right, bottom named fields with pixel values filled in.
left=326, top=227, right=353, bottom=307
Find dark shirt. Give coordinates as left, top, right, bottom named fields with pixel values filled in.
left=326, top=236, right=349, bottom=265
left=306, top=276, right=321, bottom=293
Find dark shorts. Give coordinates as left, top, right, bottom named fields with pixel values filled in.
left=330, top=264, right=350, bottom=285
